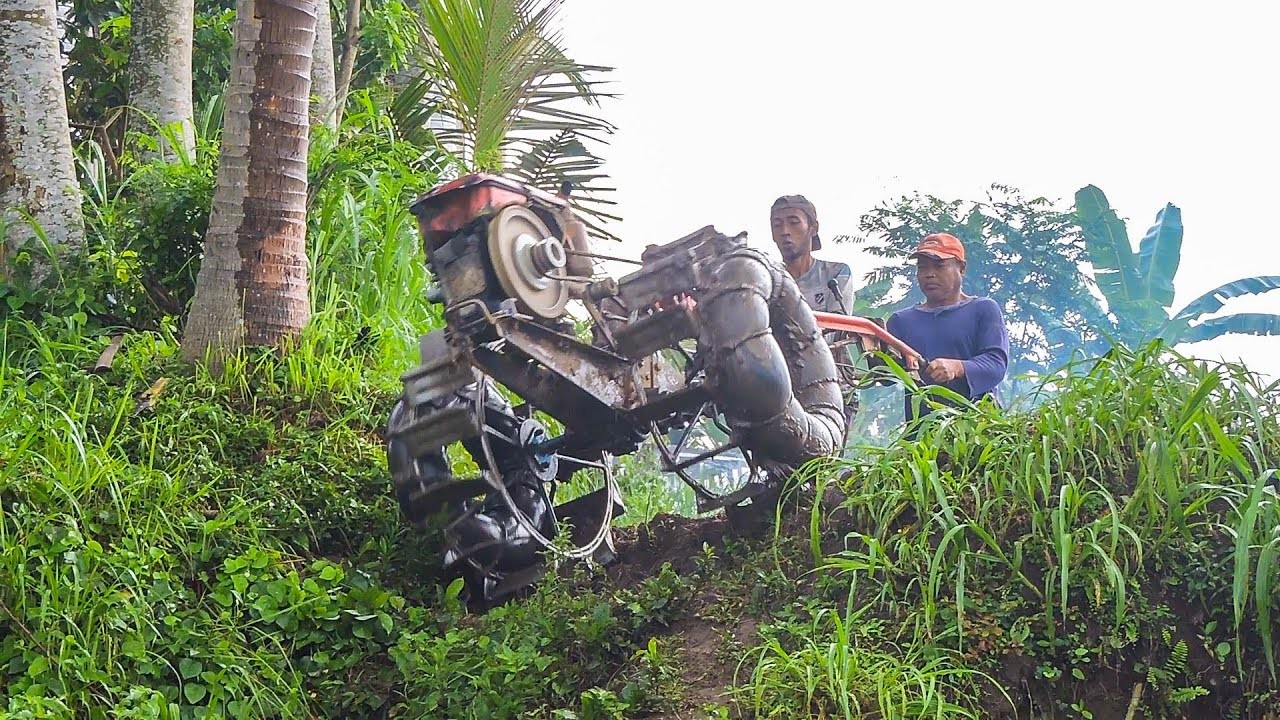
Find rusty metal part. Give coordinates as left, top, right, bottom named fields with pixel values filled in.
left=389, top=360, right=623, bottom=605
left=411, top=173, right=569, bottom=253
left=488, top=314, right=642, bottom=411
left=456, top=377, right=622, bottom=564
left=612, top=232, right=731, bottom=313
left=648, top=396, right=763, bottom=514
left=635, top=351, right=688, bottom=396
left=427, top=224, right=491, bottom=307
left=613, top=306, right=699, bottom=360
left=581, top=294, right=621, bottom=350
left=586, top=278, right=619, bottom=301
left=387, top=172, right=922, bottom=607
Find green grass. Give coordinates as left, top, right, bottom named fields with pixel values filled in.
left=740, top=600, right=993, bottom=719
left=770, top=342, right=1280, bottom=718
left=0, top=320, right=698, bottom=719
left=5, top=110, right=1280, bottom=717
left=3, top=317, right=1280, bottom=719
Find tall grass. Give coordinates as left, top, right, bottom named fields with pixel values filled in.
left=0, top=85, right=709, bottom=718
left=0, top=322, right=326, bottom=714
left=9, top=84, right=1280, bottom=715
left=0, top=317, right=700, bottom=717
left=794, top=342, right=1280, bottom=711
left=740, top=594, right=995, bottom=719
left=306, top=90, right=444, bottom=370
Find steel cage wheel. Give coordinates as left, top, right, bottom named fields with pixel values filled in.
left=443, top=375, right=621, bottom=570
left=648, top=398, right=762, bottom=507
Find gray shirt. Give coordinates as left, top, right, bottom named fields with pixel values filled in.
left=796, top=259, right=859, bottom=399
left=795, top=258, right=855, bottom=315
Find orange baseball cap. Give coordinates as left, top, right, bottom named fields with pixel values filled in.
left=909, top=233, right=966, bottom=263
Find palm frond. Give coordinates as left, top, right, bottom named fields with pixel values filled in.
left=392, top=0, right=619, bottom=233
left=508, top=129, right=620, bottom=241
left=386, top=70, right=441, bottom=148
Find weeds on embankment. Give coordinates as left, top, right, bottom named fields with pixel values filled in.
left=3, top=309, right=1279, bottom=720
left=0, top=320, right=693, bottom=719
left=737, top=344, right=1280, bottom=718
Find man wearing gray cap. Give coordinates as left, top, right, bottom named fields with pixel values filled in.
left=769, top=195, right=855, bottom=315
left=769, top=194, right=859, bottom=444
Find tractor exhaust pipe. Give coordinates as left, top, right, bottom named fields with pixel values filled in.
left=696, top=248, right=846, bottom=466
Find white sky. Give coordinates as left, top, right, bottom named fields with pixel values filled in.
left=558, top=0, right=1280, bottom=382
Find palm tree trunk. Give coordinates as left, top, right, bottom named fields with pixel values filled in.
left=181, top=0, right=318, bottom=364
left=0, top=0, right=85, bottom=277
left=127, top=0, right=196, bottom=160
left=311, top=0, right=337, bottom=131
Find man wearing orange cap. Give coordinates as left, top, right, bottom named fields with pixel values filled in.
left=885, top=233, right=1009, bottom=426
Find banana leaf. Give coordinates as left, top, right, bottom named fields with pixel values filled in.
left=1158, top=275, right=1280, bottom=342
left=1074, top=185, right=1143, bottom=310
left=1172, top=275, right=1280, bottom=321
left=1135, top=202, right=1183, bottom=308
left=1178, top=313, right=1280, bottom=344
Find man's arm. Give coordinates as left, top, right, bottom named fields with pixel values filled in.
left=959, top=298, right=1010, bottom=398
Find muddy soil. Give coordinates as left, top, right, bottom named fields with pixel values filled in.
left=599, top=492, right=865, bottom=718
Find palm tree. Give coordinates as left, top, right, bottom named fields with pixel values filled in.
left=1074, top=185, right=1280, bottom=348
left=0, top=0, right=86, bottom=279
left=127, top=0, right=196, bottom=159
left=393, top=0, right=619, bottom=238
left=310, top=0, right=338, bottom=132
left=181, top=0, right=319, bottom=363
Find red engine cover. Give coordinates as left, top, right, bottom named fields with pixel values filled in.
left=409, top=173, right=568, bottom=251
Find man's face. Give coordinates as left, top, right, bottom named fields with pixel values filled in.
left=770, top=208, right=815, bottom=263
left=915, top=255, right=964, bottom=302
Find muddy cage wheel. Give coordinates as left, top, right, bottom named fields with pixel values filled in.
left=444, top=376, right=622, bottom=601
left=647, top=393, right=787, bottom=520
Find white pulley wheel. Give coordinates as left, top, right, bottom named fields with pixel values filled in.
left=487, top=205, right=570, bottom=319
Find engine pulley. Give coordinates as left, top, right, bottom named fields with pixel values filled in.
left=487, top=205, right=570, bottom=319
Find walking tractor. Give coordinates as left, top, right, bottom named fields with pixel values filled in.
left=384, top=174, right=922, bottom=605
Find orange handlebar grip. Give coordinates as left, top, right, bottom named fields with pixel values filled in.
left=812, top=311, right=924, bottom=369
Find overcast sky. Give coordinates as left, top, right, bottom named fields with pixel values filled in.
left=557, top=0, right=1280, bottom=381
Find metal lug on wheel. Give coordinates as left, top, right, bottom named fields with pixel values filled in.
left=393, top=405, right=479, bottom=453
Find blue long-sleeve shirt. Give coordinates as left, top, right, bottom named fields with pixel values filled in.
left=885, top=296, right=1010, bottom=423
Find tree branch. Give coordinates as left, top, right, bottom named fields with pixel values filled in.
left=334, top=0, right=362, bottom=127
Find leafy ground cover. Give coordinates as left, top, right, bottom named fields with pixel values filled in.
left=1, top=317, right=1278, bottom=719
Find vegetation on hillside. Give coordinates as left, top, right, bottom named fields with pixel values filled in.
left=2, top=0, right=1279, bottom=718
left=2, top=320, right=1278, bottom=718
